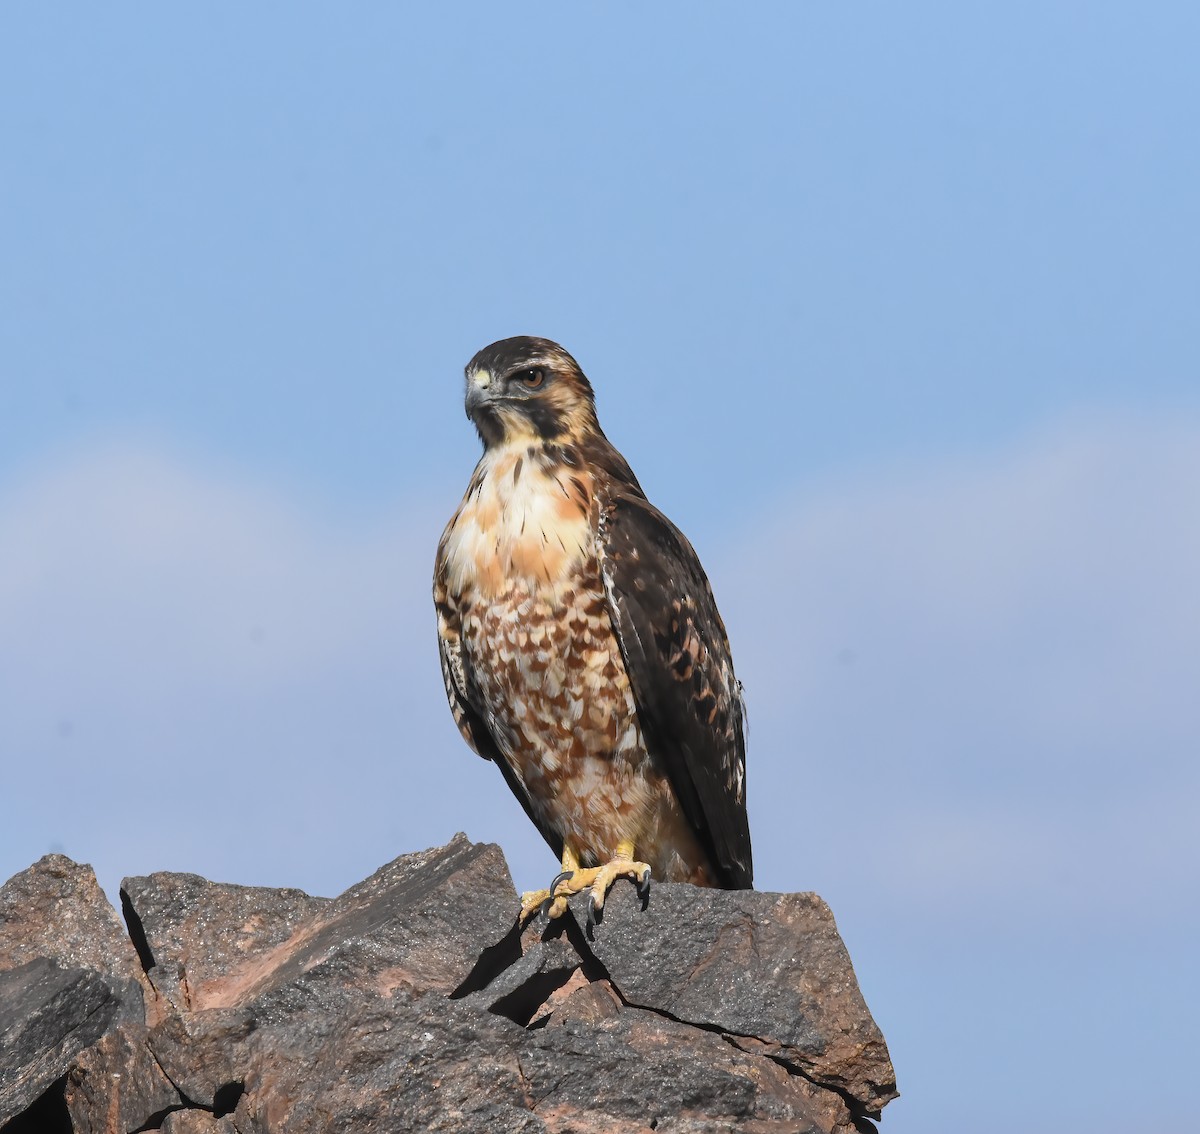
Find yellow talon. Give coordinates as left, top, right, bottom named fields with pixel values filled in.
left=519, top=841, right=651, bottom=925
left=520, top=845, right=581, bottom=923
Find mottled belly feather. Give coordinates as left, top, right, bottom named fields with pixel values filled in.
left=440, top=444, right=712, bottom=883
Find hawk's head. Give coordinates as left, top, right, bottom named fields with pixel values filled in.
left=464, top=336, right=599, bottom=450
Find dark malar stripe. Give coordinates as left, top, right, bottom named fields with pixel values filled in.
left=524, top=401, right=567, bottom=441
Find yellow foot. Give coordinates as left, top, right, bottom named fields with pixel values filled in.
left=519, top=843, right=652, bottom=927
left=519, top=885, right=563, bottom=923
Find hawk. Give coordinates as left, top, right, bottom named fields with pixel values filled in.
left=434, top=336, right=752, bottom=923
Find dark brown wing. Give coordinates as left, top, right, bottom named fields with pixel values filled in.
left=596, top=485, right=753, bottom=889
left=433, top=569, right=566, bottom=863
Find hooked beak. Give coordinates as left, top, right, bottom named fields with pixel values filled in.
left=465, top=368, right=497, bottom=418
left=464, top=367, right=507, bottom=447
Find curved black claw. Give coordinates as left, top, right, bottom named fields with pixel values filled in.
left=539, top=896, right=555, bottom=919
left=587, top=892, right=603, bottom=929
left=637, top=867, right=652, bottom=908
left=548, top=870, right=575, bottom=898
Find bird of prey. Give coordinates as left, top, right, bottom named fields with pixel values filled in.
left=434, top=336, right=752, bottom=923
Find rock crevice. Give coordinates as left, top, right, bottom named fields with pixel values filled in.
left=0, top=838, right=897, bottom=1133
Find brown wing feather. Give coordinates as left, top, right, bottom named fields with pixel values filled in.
left=595, top=484, right=753, bottom=889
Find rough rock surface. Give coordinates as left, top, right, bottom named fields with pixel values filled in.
left=0, top=854, right=148, bottom=1024
left=0, top=836, right=897, bottom=1133
left=0, top=959, right=125, bottom=1124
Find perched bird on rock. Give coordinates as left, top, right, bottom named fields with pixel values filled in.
left=434, top=336, right=752, bottom=924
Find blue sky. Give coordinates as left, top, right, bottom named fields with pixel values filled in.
left=2, top=6, right=1197, bottom=1133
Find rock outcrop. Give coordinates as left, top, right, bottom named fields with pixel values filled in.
left=0, top=836, right=897, bottom=1133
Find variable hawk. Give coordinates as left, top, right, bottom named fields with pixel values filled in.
left=434, top=336, right=752, bottom=922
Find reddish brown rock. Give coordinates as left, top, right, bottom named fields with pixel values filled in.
left=0, top=836, right=897, bottom=1133
left=64, top=1022, right=181, bottom=1134
left=160, top=1113, right=240, bottom=1134
left=0, top=854, right=148, bottom=1023
left=117, top=872, right=330, bottom=1015
left=0, top=856, right=152, bottom=1128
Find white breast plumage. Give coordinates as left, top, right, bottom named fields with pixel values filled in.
left=441, top=445, right=594, bottom=599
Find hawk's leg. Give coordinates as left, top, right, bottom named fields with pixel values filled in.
left=519, top=840, right=651, bottom=925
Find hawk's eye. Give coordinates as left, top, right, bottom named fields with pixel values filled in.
left=513, top=368, right=545, bottom=390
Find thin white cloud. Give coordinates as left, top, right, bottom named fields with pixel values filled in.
left=714, top=413, right=1200, bottom=926
left=0, top=441, right=510, bottom=897
left=0, top=444, right=429, bottom=690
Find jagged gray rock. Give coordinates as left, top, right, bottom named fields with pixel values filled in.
left=0, top=853, right=147, bottom=1025
left=0, top=855, right=151, bottom=1129
left=0, top=959, right=124, bottom=1125
left=582, top=882, right=896, bottom=1114
left=0, top=836, right=897, bottom=1133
